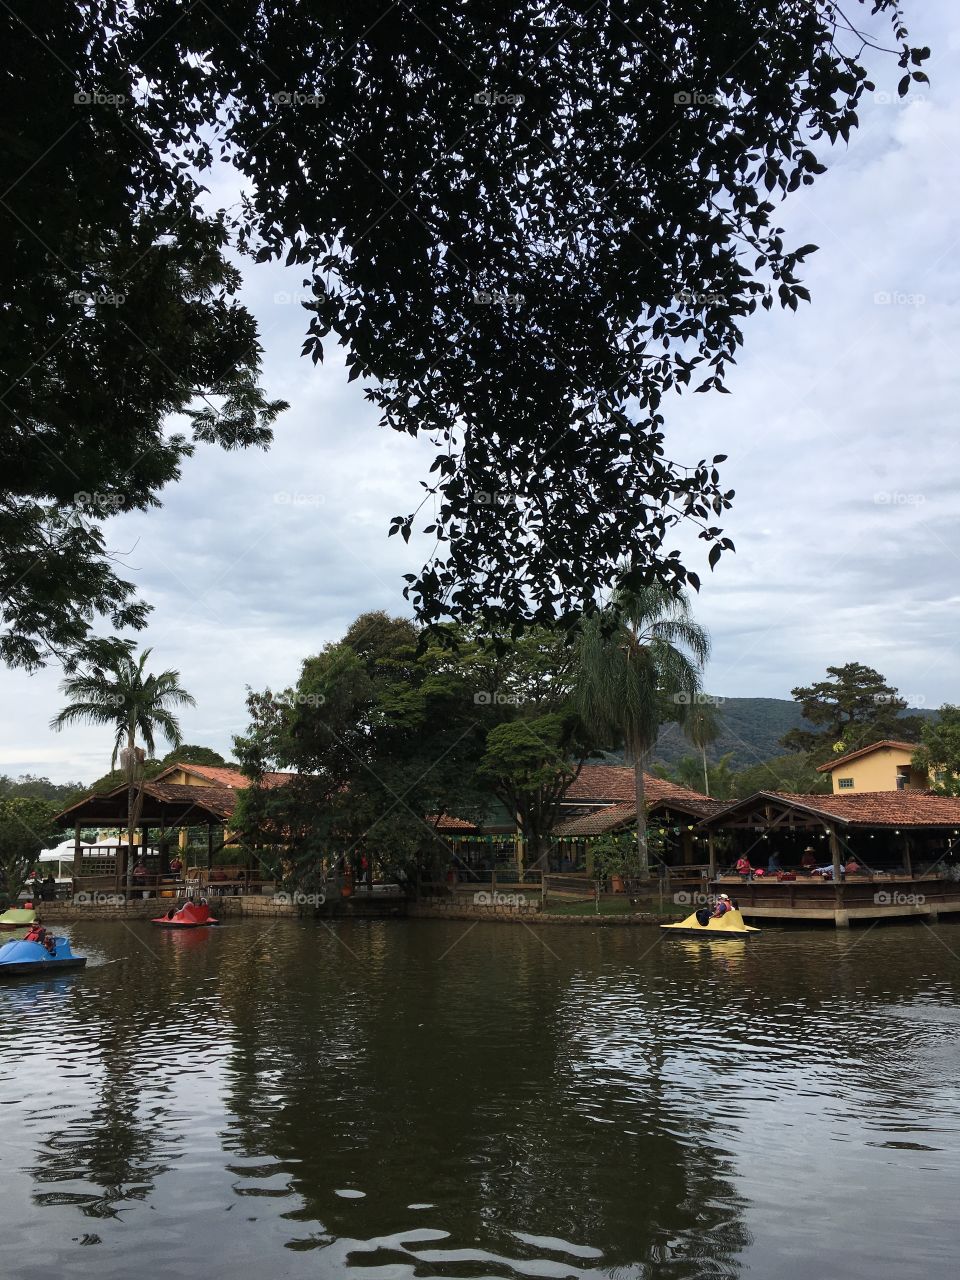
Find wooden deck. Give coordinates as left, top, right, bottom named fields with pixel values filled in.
left=714, top=876, right=960, bottom=926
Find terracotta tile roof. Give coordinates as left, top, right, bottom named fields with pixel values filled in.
left=56, top=780, right=239, bottom=824
left=555, top=802, right=637, bottom=837
left=816, top=740, right=918, bottom=773
left=565, top=764, right=715, bottom=812
left=428, top=814, right=479, bottom=833
left=155, top=763, right=296, bottom=790
left=701, top=789, right=960, bottom=829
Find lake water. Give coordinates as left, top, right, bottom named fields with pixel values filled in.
left=1, top=917, right=959, bottom=1279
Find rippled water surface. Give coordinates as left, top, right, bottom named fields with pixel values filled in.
left=2, top=918, right=959, bottom=1279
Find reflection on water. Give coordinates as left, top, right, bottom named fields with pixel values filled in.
left=1, top=919, right=959, bottom=1279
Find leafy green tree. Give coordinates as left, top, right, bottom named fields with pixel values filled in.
left=681, top=700, right=722, bottom=796
left=6, top=4, right=924, bottom=648
left=1, top=4, right=286, bottom=671
left=234, top=614, right=489, bottom=882
left=781, top=663, right=923, bottom=760
left=575, top=586, right=709, bottom=880
left=0, top=775, right=87, bottom=805
left=51, top=650, right=195, bottom=888
left=732, top=753, right=830, bottom=797
left=912, top=706, right=960, bottom=796
left=0, top=797, right=60, bottom=907
left=654, top=752, right=737, bottom=802
left=478, top=713, right=592, bottom=871
left=158, top=745, right=227, bottom=768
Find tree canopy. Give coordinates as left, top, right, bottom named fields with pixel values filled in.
left=1, top=3, right=286, bottom=671
left=913, top=706, right=960, bottom=796
left=0, top=796, right=61, bottom=908
left=781, top=662, right=924, bottom=760
left=2, top=3, right=929, bottom=664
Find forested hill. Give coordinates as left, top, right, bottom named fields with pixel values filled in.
left=651, top=698, right=936, bottom=772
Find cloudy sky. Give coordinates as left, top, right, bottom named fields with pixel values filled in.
left=5, top=2, right=959, bottom=783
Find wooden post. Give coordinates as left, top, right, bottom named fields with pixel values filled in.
left=829, top=829, right=842, bottom=882
left=707, top=832, right=717, bottom=880
left=72, top=821, right=81, bottom=897
left=206, top=823, right=213, bottom=870
left=903, top=834, right=913, bottom=878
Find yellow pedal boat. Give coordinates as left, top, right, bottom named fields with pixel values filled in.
left=0, top=906, right=38, bottom=930
left=661, top=907, right=760, bottom=938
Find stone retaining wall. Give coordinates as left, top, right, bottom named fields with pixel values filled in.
left=410, top=899, right=664, bottom=925
left=40, top=896, right=300, bottom=922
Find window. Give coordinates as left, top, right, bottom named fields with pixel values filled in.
left=838, top=777, right=854, bottom=789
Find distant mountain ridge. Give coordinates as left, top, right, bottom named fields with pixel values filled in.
left=650, top=697, right=936, bottom=773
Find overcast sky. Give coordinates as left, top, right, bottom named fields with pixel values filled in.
left=5, top=2, right=959, bottom=784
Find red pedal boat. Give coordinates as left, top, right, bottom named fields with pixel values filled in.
left=152, top=901, right=219, bottom=928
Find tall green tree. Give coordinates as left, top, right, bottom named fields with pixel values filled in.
left=654, top=751, right=737, bottom=802
left=51, top=650, right=195, bottom=888
left=681, top=700, right=723, bottom=796
left=781, top=663, right=923, bottom=761
left=575, top=586, right=709, bottom=880
left=0, top=797, right=60, bottom=908
left=912, top=706, right=960, bottom=796
left=478, top=712, right=592, bottom=871
left=4, top=4, right=925, bottom=656
left=234, top=614, right=490, bottom=883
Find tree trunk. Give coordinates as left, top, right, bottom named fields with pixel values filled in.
left=633, top=750, right=650, bottom=881
left=701, top=746, right=710, bottom=796
left=125, top=726, right=136, bottom=893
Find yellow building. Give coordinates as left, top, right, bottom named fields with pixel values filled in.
left=817, top=740, right=927, bottom=794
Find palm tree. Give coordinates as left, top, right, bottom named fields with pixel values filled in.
left=575, top=586, right=710, bottom=881
left=51, top=649, right=196, bottom=889
left=683, top=699, right=722, bottom=796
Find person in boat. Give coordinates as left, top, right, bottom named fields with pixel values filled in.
left=735, top=855, right=753, bottom=881
left=42, top=933, right=56, bottom=955
left=24, top=924, right=45, bottom=943
left=801, top=847, right=818, bottom=872
left=41, top=872, right=57, bottom=901
left=712, top=893, right=734, bottom=918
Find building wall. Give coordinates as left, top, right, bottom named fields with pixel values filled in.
left=826, top=746, right=926, bottom=794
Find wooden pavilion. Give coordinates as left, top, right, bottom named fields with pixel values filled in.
left=697, top=790, right=960, bottom=925
left=55, top=778, right=240, bottom=897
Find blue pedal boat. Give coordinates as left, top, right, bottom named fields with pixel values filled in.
left=0, top=935, right=87, bottom=978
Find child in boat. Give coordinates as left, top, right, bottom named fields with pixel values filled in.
left=712, top=893, right=734, bottom=917
left=24, top=924, right=45, bottom=943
